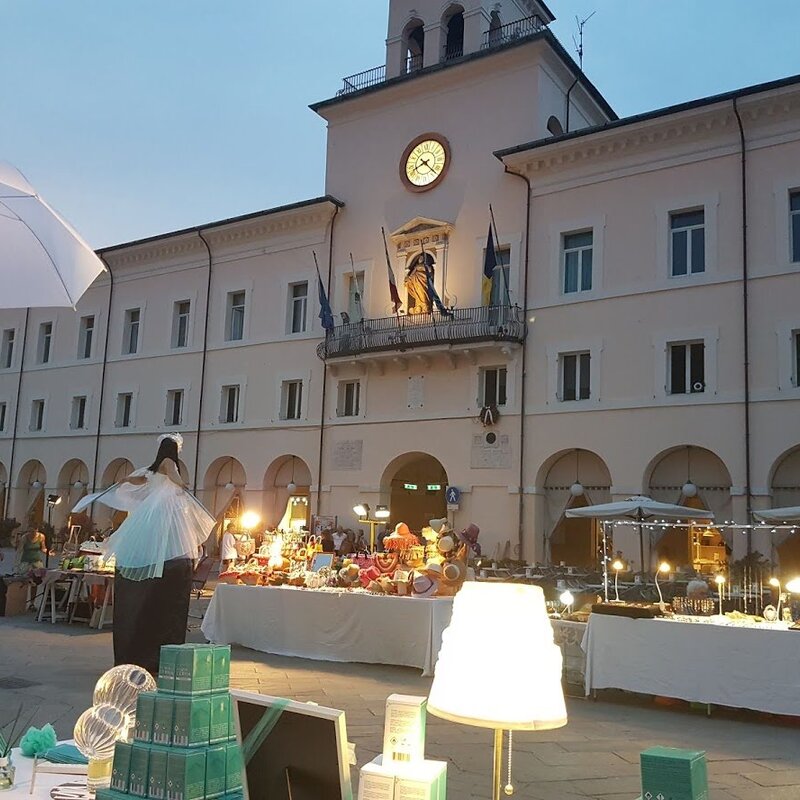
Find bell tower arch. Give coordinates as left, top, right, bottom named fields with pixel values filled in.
left=385, top=1, right=556, bottom=79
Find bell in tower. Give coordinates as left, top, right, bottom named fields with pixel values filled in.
left=385, top=1, right=556, bottom=79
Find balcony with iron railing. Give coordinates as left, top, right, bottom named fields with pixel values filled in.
left=335, top=14, right=547, bottom=97
left=316, top=304, right=526, bottom=360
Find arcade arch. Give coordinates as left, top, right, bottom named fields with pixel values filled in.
left=380, top=452, right=448, bottom=532
left=15, top=460, right=47, bottom=525
left=538, top=449, right=611, bottom=568
left=203, top=457, right=247, bottom=531
left=262, top=455, right=312, bottom=532
left=769, top=446, right=800, bottom=572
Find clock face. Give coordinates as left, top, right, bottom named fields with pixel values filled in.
left=401, top=134, right=451, bottom=192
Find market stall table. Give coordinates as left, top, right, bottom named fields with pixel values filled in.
left=201, top=583, right=454, bottom=676
left=1, top=747, right=87, bottom=800
left=582, top=613, right=800, bottom=716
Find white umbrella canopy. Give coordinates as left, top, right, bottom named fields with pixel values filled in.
left=754, top=507, right=800, bottom=523
left=566, top=495, right=714, bottom=573
left=565, top=495, right=714, bottom=521
left=0, top=162, right=106, bottom=308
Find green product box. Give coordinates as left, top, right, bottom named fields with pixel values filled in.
left=135, top=692, right=157, bottom=743
left=211, top=646, right=231, bottom=692
left=166, top=749, right=207, bottom=800
left=129, top=743, right=151, bottom=798
left=205, top=745, right=227, bottom=798
left=111, top=741, right=132, bottom=793
left=228, top=694, right=238, bottom=741
left=174, top=644, right=213, bottom=695
left=148, top=745, right=169, bottom=800
left=95, top=791, right=130, bottom=800
left=640, top=747, right=708, bottom=800
left=159, top=645, right=181, bottom=693
left=153, top=695, right=176, bottom=746
left=225, top=742, right=242, bottom=794
left=173, top=696, right=211, bottom=748
left=209, top=693, right=230, bottom=744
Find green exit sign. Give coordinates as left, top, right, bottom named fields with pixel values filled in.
left=404, top=483, right=418, bottom=491
left=427, top=484, right=442, bottom=492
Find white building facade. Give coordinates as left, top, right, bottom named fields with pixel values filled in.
left=2, top=0, right=800, bottom=572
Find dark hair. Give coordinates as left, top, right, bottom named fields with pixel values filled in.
left=148, top=438, right=179, bottom=473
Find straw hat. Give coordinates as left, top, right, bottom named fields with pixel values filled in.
left=423, top=561, right=443, bottom=578
left=442, top=560, right=467, bottom=584
left=412, top=571, right=438, bottom=598
left=437, top=534, right=456, bottom=554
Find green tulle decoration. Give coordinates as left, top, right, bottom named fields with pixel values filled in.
left=20, top=724, right=57, bottom=757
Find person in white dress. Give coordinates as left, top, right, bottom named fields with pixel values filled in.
left=76, top=433, right=216, bottom=675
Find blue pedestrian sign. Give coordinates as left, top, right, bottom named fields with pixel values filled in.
left=445, top=486, right=461, bottom=505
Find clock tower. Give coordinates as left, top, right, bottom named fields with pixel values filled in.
left=385, top=0, right=556, bottom=78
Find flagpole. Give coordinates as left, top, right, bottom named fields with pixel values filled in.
left=489, top=204, right=512, bottom=309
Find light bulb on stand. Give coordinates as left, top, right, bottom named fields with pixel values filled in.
left=612, top=560, right=625, bottom=602
left=654, top=562, right=670, bottom=610
left=559, top=590, right=574, bottom=615
left=714, top=574, right=726, bottom=617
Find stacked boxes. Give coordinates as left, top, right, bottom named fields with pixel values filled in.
left=357, top=695, right=447, bottom=800
left=97, top=644, right=243, bottom=800
left=640, top=747, right=709, bottom=800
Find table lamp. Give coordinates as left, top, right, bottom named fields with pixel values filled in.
left=427, top=583, right=567, bottom=800
left=559, top=590, right=574, bottom=615
left=655, top=562, right=670, bottom=610
left=612, top=560, right=625, bottom=602
left=714, top=574, right=725, bottom=616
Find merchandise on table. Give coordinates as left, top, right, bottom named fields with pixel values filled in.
left=106, top=644, right=242, bottom=800
left=216, top=521, right=479, bottom=600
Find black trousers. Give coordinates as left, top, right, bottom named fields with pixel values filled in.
left=113, top=558, right=193, bottom=676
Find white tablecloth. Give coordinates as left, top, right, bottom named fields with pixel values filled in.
left=201, top=584, right=454, bottom=676
left=582, top=613, right=800, bottom=716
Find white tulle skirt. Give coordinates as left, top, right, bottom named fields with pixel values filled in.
left=101, top=472, right=216, bottom=581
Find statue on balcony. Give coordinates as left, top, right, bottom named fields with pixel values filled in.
left=404, top=252, right=434, bottom=314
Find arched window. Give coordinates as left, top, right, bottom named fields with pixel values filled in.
left=403, top=19, right=425, bottom=73
left=547, top=115, right=565, bottom=136
left=443, top=5, right=464, bottom=61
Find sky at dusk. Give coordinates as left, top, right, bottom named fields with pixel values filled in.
left=2, top=1, right=799, bottom=248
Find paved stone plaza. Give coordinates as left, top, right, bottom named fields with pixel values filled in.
left=2, top=604, right=800, bottom=800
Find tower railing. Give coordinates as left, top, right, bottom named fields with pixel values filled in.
left=335, top=15, right=548, bottom=97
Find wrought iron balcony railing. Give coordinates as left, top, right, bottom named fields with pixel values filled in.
left=481, top=14, right=547, bottom=49
left=336, top=15, right=547, bottom=97
left=316, top=305, right=526, bottom=360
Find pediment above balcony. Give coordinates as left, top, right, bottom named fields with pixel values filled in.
left=389, top=217, right=454, bottom=254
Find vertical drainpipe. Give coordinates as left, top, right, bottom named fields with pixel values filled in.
left=565, top=76, right=579, bottom=133
left=90, top=258, right=114, bottom=500
left=732, top=97, right=753, bottom=554
left=504, top=165, right=532, bottom=562
left=3, top=308, right=30, bottom=519
left=194, top=231, right=213, bottom=497
left=316, top=204, right=340, bottom=520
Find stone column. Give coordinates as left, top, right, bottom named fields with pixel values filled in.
left=423, top=23, right=442, bottom=68
left=385, top=36, right=405, bottom=80
left=462, top=8, right=489, bottom=56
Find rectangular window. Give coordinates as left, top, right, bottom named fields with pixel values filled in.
left=30, top=399, right=45, bottom=431
left=221, top=385, right=240, bottom=423
left=490, top=247, right=511, bottom=306
left=37, top=321, right=53, bottom=364
left=78, top=315, right=95, bottom=359
left=281, top=380, right=303, bottom=420
left=123, top=308, right=141, bottom=355
left=70, top=396, right=87, bottom=430
left=562, top=231, right=593, bottom=294
left=669, top=341, right=705, bottom=394
left=1, top=329, right=14, bottom=369
left=337, top=380, right=361, bottom=417
left=226, top=291, right=246, bottom=341
left=166, top=389, right=184, bottom=426
left=347, top=272, right=365, bottom=322
left=173, top=301, right=191, bottom=348
left=288, top=282, right=308, bottom=334
left=791, top=192, right=800, bottom=263
left=561, top=352, right=591, bottom=401
left=480, top=367, right=507, bottom=407
left=0, top=402, right=6, bottom=432
left=116, top=393, right=133, bottom=428
left=670, top=209, right=705, bottom=276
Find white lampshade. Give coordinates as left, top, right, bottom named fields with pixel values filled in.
left=569, top=482, right=585, bottom=497
left=286, top=481, right=297, bottom=494
left=428, top=583, right=567, bottom=730
left=682, top=482, right=698, bottom=498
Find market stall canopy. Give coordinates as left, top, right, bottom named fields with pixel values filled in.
left=753, top=506, right=800, bottom=523
left=565, top=496, right=714, bottom=522
left=0, top=161, right=106, bottom=308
